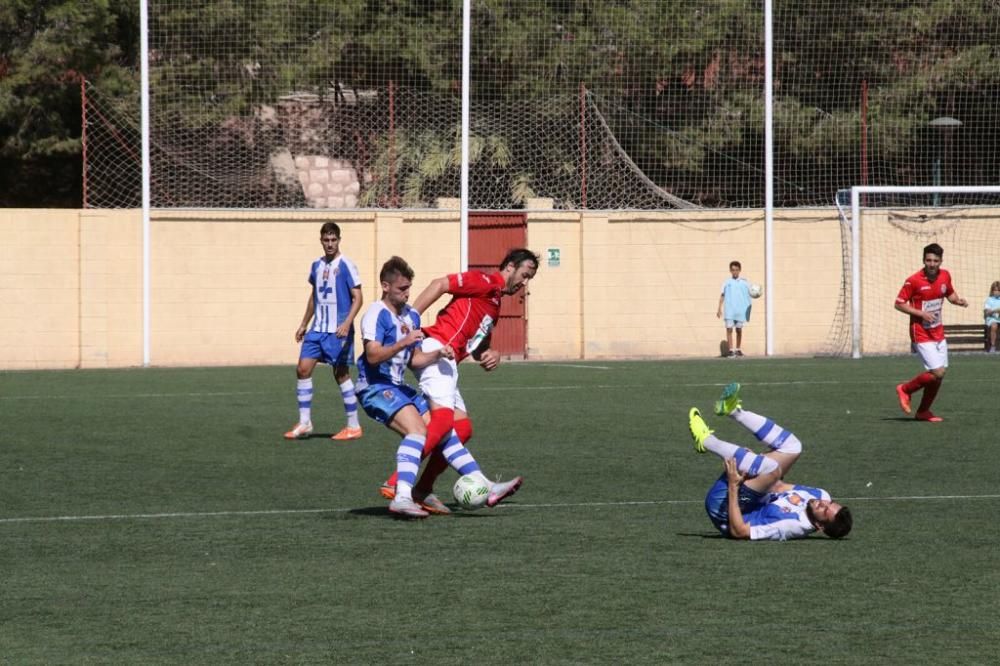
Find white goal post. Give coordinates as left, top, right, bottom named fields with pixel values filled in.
left=839, top=185, right=1000, bottom=359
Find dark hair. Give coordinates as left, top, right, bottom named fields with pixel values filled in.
left=824, top=506, right=853, bottom=539
left=923, top=243, right=943, bottom=259
left=379, top=255, right=414, bottom=283
left=730, top=260, right=742, bottom=270
left=499, top=248, right=540, bottom=271
left=320, top=221, right=342, bottom=238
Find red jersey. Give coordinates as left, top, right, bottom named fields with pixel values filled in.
left=423, top=270, right=505, bottom=363
left=896, top=268, right=954, bottom=343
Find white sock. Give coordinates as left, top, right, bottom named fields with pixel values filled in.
left=296, top=378, right=313, bottom=424
left=339, top=378, right=360, bottom=428
left=704, top=434, right=778, bottom=476
left=731, top=409, right=802, bottom=454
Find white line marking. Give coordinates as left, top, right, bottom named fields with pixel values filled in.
left=2, top=494, right=997, bottom=525
left=528, top=363, right=611, bottom=370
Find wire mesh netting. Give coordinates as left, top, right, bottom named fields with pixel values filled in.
left=83, top=1, right=1000, bottom=211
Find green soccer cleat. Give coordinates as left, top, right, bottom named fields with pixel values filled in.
left=714, top=382, right=742, bottom=416
left=688, top=407, right=713, bottom=453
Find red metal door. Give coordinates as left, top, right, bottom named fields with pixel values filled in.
left=468, top=212, right=528, bottom=358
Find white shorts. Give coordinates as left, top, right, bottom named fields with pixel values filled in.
left=724, top=320, right=746, bottom=329
left=914, top=339, right=948, bottom=371
left=414, top=338, right=467, bottom=412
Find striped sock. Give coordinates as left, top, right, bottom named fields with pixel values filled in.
left=704, top=434, right=778, bottom=476
left=394, top=434, right=425, bottom=501
left=731, top=408, right=802, bottom=454
left=440, top=432, right=481, bottom=476
left=339, top=378, right=359, bottom=428
left=296, top=378, right=313, bottom=424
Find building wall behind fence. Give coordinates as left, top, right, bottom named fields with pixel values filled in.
left=1, top=208, right=846, bottom=370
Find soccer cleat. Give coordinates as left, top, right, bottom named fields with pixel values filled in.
left=714, top=382, right=742, bottom=416
left=283, top=421, right=314, bottom=440
left=688, top=407, right=713, bottom=453
left=895, top=384, right=911, bottom=415
left=414, top=491, right=452, bottom=515
left=735, top=350, right=744, bottom=357
left=388, top=497, right=429, bottom=519
left=331, top=426, right=363, bottom=441
left=915, top=411, right=943, bottom=423
left=487, top=476, right=523, bottom=507
left=378, top=483, right=395, bottom=500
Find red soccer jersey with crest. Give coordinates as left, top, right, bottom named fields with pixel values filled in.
left=896, top=268, right=954, bottom=343
left=422, top=270, right=505, bottom=363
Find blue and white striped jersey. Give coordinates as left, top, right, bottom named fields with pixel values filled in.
left=356, top=301, right=421, bottom=390
left=745, top=484, right=831, bottom=541
left=308, top=254, right=361, bottom=333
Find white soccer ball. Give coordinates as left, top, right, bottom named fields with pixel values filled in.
left=748, top=283, right=763, bottom=299
left=453, top=474, right=490, bottom=510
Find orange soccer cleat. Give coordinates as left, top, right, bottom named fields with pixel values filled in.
left=895, top=384, right=911, bottom=415
left=915, top=411, right=943, bottom=423
left=331, top=426, right=363, bottom=441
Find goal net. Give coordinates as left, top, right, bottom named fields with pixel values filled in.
left=826, top=186, right=1000, bottom=358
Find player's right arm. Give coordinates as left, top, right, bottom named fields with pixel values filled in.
left=363, top=329, right=424, bottom=365
left=295, top=291, right=315, bottom=342
left=724, top=459, right=751, bottom=540
left=894, top=282, right=935, bottom=324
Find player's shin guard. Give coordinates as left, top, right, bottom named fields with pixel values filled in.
left=732, top=409, right=802, bottom=455
left=917, top=377, right=942, bottom=413
left=902, top=371, right=936, bottom=395
left=705, top=435, right=779, bottom=476
left=394, top=434, right=425, bottom=501
left=453, top=417, right=473, bottom=444
left=296, top=378, right=313, bottom=423
left=339, top=378, right=360, bottom=428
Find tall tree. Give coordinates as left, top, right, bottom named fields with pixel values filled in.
left=0, top=0, right=137, bottom=206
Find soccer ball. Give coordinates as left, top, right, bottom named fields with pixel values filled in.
left=748, top=283, right=763, bottom=299
left=453, top=474, right=490, bottom=510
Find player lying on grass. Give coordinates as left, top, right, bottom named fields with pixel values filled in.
left=688, top=382, right=853, bottom=541
left=356, top=256, right=521, bottom=519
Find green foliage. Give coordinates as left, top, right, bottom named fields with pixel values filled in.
left=0, top=0, right=136, bottom=206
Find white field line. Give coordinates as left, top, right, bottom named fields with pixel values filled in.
left=2, top=494, right=998, bottom=526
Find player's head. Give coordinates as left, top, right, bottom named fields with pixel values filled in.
left=922, top=243, right=943, bottom=278
left=729, top=260, right=741, bottom=276
left=498, top=248, right=540, bottom=296
left=319, top=222, right=342, bottom=258
left=808, top=499, right=853, bottom=539
left=379, top=256, right=414, bottom=308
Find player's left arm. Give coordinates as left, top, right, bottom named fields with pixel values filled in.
left=724, top=458, right=751, bottom=540
left=471, top=332, right=500, bottom=371
left=947, top=291, right=968, bottom=308
left=336, top=285, right=364, bottom=337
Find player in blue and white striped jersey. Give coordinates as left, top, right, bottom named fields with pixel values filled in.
left=284, top=222, right=364, bottom=442
left=689, top=382, right=853, bottom=541
left=355, top=256, right=495, bottom=519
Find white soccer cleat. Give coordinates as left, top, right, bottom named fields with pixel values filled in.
left=487, top=476, right=523, bottom=507
left=389, top=496, right=429, bottom=519
left=283, top=421, right=314, bottom=440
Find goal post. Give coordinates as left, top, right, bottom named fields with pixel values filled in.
left=833, top=185, right=1000, bottom=359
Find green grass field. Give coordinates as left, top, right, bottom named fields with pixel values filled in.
left=3, top=356, right=998, bottom=663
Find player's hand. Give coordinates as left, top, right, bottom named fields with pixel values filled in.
left=956, top=297, right=968, bottom=307
left=478, top=348, right=501, bottom=371
left=724, top=458, right=744, bottom=488
left=405, top=329, right=425, bottom=346
left=334, top=323, right=351, bottom=338
left=294, top=326, right=307, bottom=343
left=437, top=345, right=455, bottom=360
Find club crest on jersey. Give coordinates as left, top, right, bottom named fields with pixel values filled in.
left=940, top=284, right=947, bottom=294
left=400, top=324, right=410, bottom=335
left=382, top=389, right=395, bottom=400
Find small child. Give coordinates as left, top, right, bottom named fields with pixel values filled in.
left=985, top=280, right=1000, bottom=353
left=717, top=260, right=752, bottom=357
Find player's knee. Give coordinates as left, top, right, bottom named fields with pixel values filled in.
left=778, top=433, right=802, bottom=455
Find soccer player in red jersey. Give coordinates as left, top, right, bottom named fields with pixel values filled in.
left=380, top=248, right=540, bottom=506
left=894, top=243, right=968, bottom=422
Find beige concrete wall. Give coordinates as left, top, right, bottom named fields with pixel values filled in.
left=1, top=206, right=850, bottom=368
